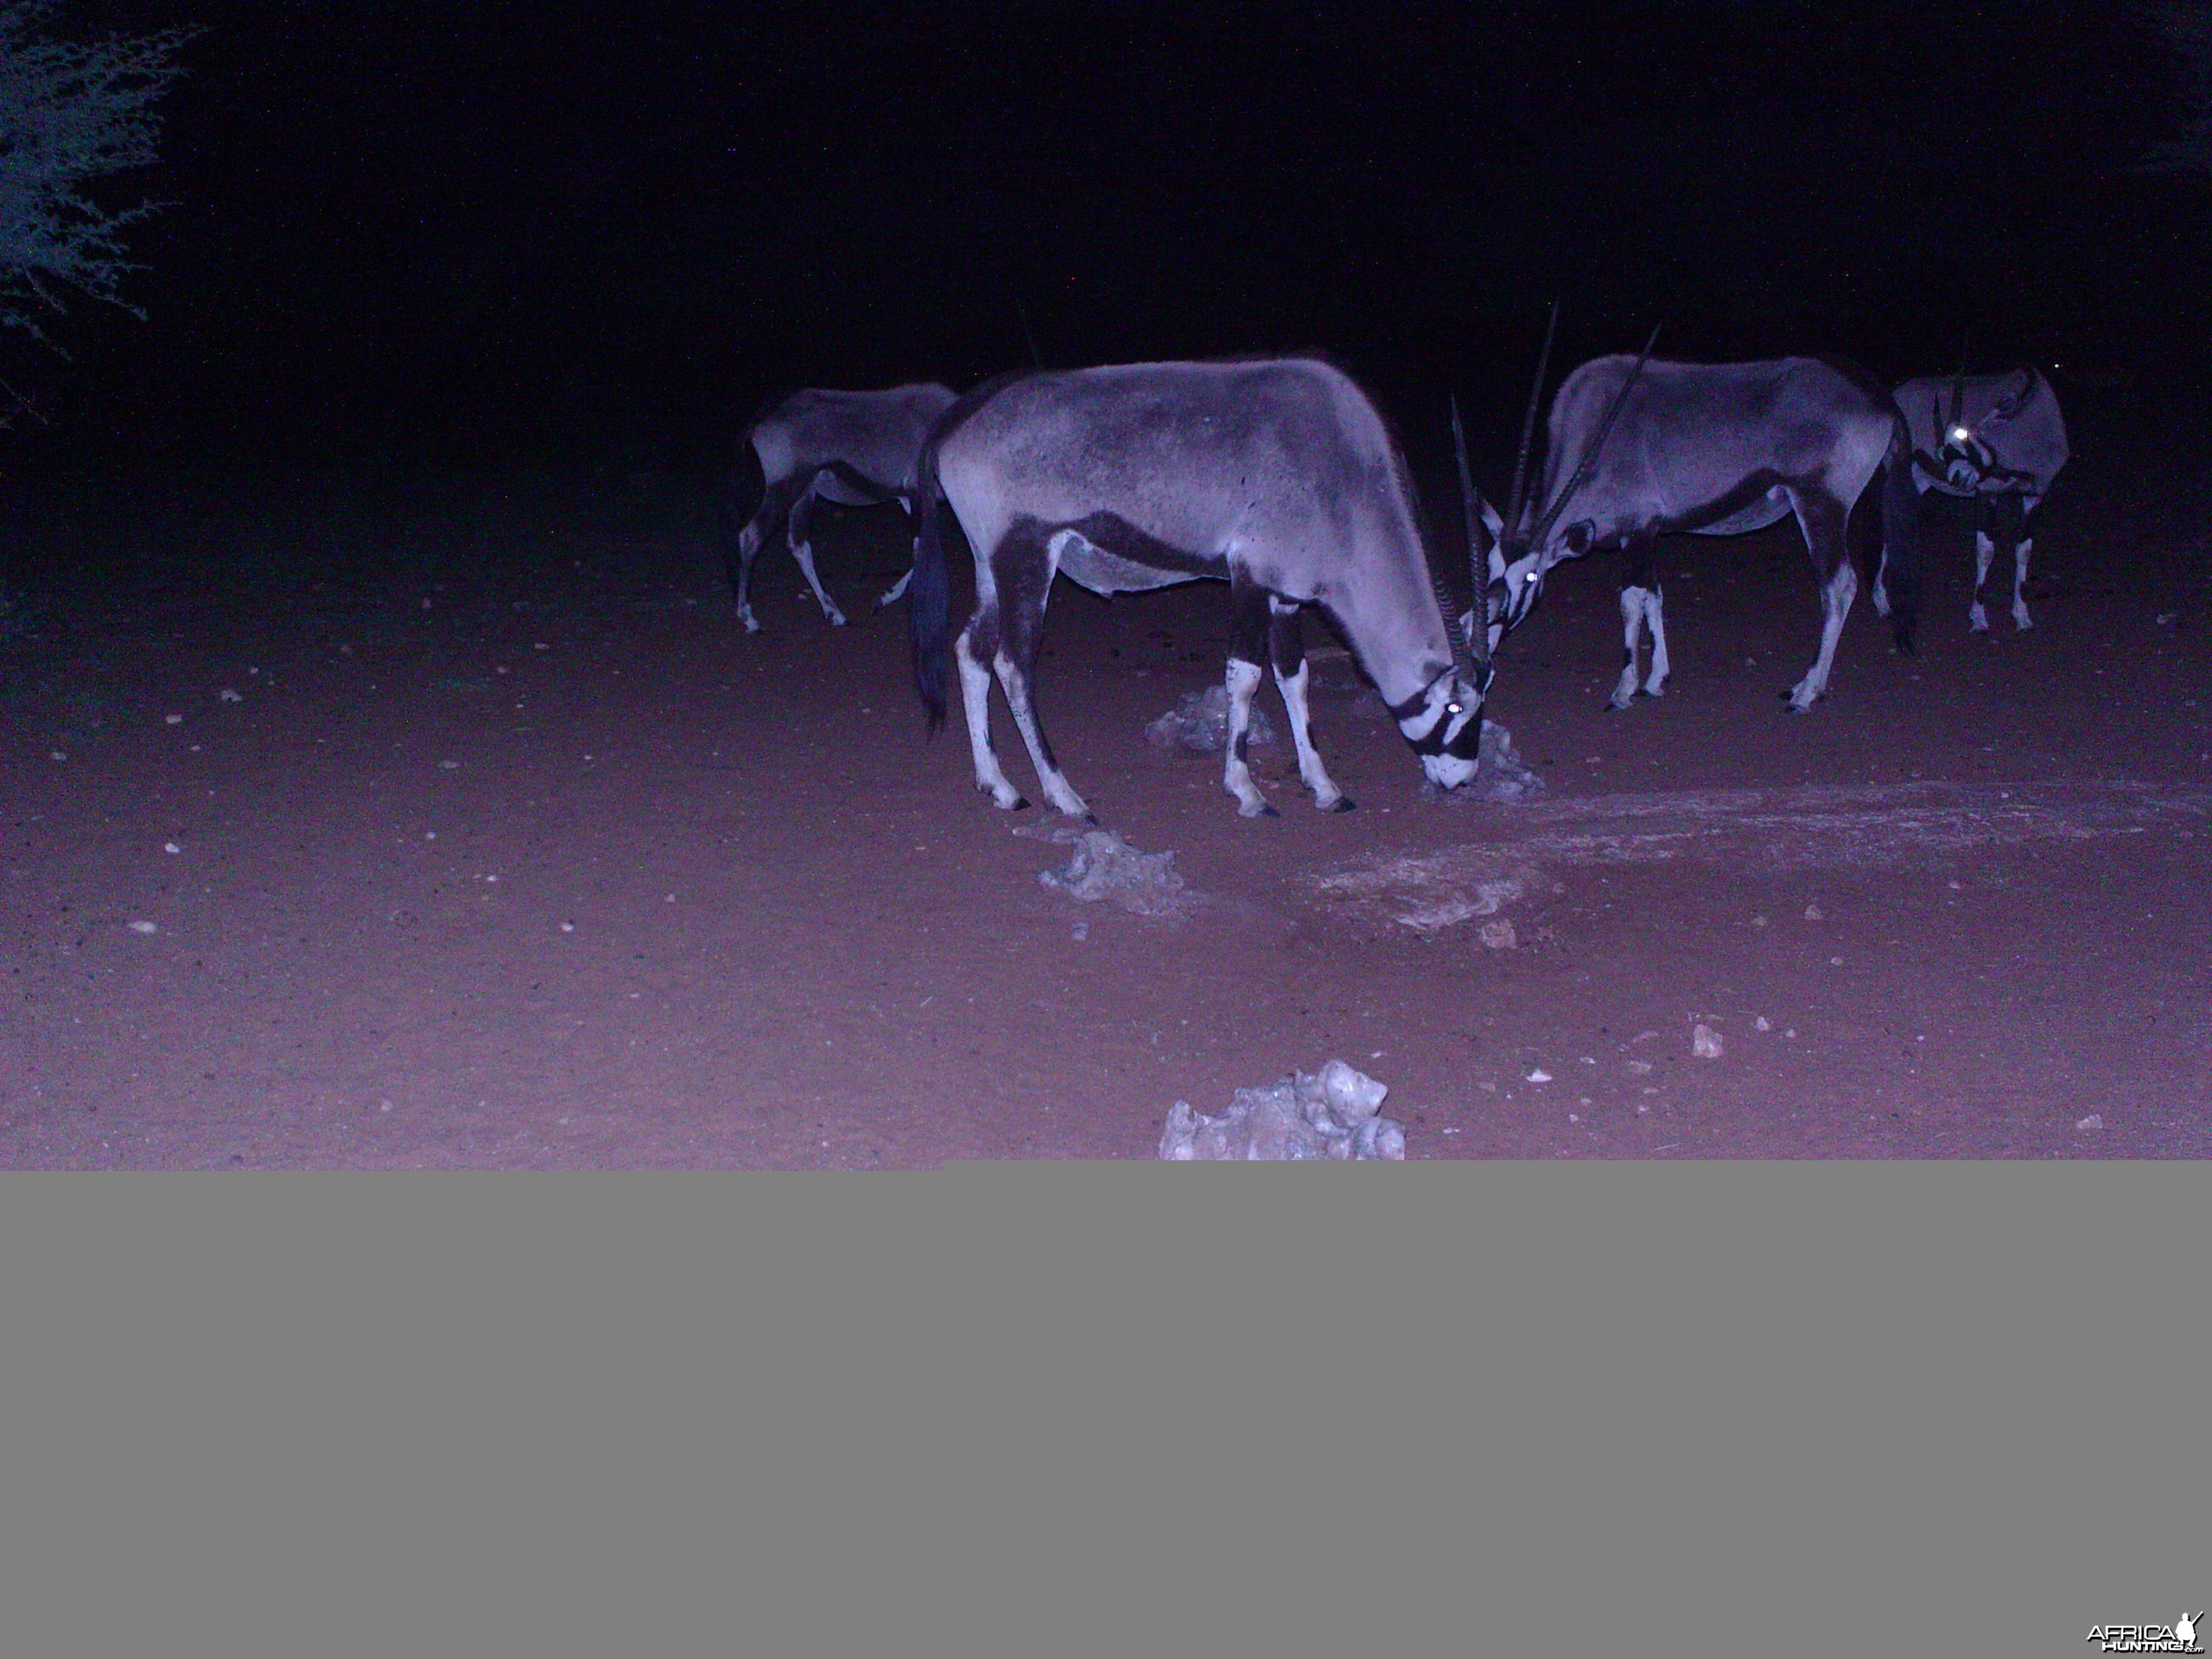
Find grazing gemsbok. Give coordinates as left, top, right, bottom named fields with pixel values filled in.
left=1887, top=367, right=2068, bottom=633
left=1458, top=350, right=1919, bottom=712
left=907, top=359, right=1489, bottom=821
left=722, top=382, right=958, bottom=632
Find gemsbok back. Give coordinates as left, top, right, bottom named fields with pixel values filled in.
left=907, top=359, right=1490, bottom=821
left=1889, top=367, right=2068, bottom=633
left=1459, top=350, right=1919, bottom=713
left=722, top=382, right=958, bottom=632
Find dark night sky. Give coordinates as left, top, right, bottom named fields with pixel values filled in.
left=20, top=0, right=2208, bottom=477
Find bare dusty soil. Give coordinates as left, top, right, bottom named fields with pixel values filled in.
left=3, top=456, right=2207, bottom=1166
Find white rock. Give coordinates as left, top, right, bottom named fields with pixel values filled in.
left=1692, top=1024, right=1724, bottom=1059
left=127, top=920, right=158, bottom=935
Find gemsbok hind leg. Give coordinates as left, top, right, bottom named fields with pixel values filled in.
left=1784, top=492, right=1856, bottom=712
left=782, top=479, right=850, bottom=628
left=989, top=531, right=1094, bottom=822
left=728, top=476, right=802, bottom=634
left=955, top=607, right=1029, bottom=813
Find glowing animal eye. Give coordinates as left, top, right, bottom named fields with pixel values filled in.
left=1446, top=701, right=1463, bottom=716
left=1948, top=426, right=1971, bottom=444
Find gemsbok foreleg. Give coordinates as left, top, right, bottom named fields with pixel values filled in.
left=1267, top=595, right=1353, bottom=812
left=1971, top=490, right=2036, bottom=633
left=1222, top=576, right=1279, bottom=817
left=1607, top=537, right=1669, bottom=710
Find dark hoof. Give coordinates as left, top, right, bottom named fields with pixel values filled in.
left=1080, top=812, right=1101, bottom=827
left=1326, top=796, right=1357, bottom=814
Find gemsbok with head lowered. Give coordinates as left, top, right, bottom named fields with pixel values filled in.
left=1458, top=346, right=1919, bottom=713
left=1887, top=367, right=2067, bottom=633
left=722, top=382, right=958, bottom=632
left=907, top=359, right=1490, bottom=822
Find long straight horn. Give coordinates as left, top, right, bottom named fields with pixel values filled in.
left=1506, top=298, right=1561, bottom=539
left=1451, top=394, right=1490, bottom=670
left=1525, top=324, right=1660, bottom=554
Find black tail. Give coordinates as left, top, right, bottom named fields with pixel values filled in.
left=907, top=432, right=953, bottom=729
left=1877, top=410, right=1920, bottom=654
left=907, top=371, right=1031, bottom=729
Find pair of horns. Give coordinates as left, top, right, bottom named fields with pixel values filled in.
left=1458, top=307, right=1656, bottom=555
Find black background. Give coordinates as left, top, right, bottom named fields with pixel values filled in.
left=12, top=0, right=2204, bottom=487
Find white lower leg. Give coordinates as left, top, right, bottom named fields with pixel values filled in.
left=1221, top=659, right=1274, bottom=817
left=2012, top=536, right=2034, bottom=630
left=792, top=543, right=847, bottom=626
left=996, top=651, right=1092, bottom=821
left=1642, top=587, right=1670, bottom=695
left=1609, top=586, right=1647, bottom=710
left=957, top=630, right=1025, bottom=810
left=1273, top=660, right=1350, bottom=811
left=1788, top=561, right=1856, bottom=711
left=1969, top=529, right=1994, bottom=633
left=877, top=568, right=913, bottom=607
left=735, top=527, right=763, bottom=633
left=1870, top=551, right=1891, bottom=618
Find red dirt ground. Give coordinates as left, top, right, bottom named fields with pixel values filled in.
left=3, top=456, right=2207, bottom=1166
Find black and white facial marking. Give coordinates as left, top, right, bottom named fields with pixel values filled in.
left=907, top=359, right=1490, bottom=821
left=1892, top=368, right=2068, bottom=633
left=1462, top=354, right=1918, bottom=716
left=1387, top=663, right=1487, bottom=790
left=722, top=382, right=959, bottom=634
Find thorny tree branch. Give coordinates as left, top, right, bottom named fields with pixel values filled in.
left=0, top=3, right=199, bottom=346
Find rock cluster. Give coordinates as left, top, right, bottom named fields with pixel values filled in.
left=1159, top=1059, right=1408, bottom=1160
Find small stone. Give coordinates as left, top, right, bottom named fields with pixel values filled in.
left=1803, top=903, right=1824, bottom=921
left=218, top=689, right=243, bottom=703
left=1479, top=919, right=1518, bottom=949
left=1754, top=1016, right=1771, bottom=1032
left=1527, top=1068, right=1553, bottom=1083
left=1692, top=1024, right=1724, bottom=1059
left=2076, top=1114, right=2104, bottom=1130
left=165, top=713, right=183, bottom=725
left=1626, top=1059, right=1653, bottom=1075
left=127, top=920, right=158, bottom=935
